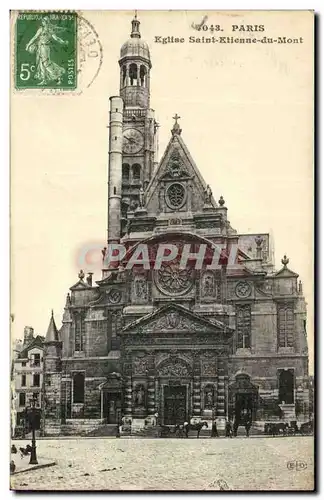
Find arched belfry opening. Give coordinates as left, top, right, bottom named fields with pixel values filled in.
left=129, top=63, right=138, bottom=86
left=122, top=65, right=127, bottom=87
left=140, top=65, right=147, bottom=87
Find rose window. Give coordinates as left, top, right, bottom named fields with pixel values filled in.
left=235, top=281, right=252, bottom=298
left=166, top=183, right=186, bottom=209
left=156, top=262, right=193, bottom=296
left=107, top=289, right=121, bottom=303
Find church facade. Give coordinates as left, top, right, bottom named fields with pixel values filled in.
left=43, top=16, right=310, bottom=435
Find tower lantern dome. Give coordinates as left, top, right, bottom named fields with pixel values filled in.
left=119, top=15, right=151, bottom=65
left=119, top=14, right=151, bottom=108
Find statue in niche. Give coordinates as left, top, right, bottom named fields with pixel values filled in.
left=139, top=185, right=145, bottom=208
left=204, top=387, right=214, bottom=408
left=133, top=385, right=145, bottom=406
left=135, top=276, right=147, bottom=300
left=202, top=274, right=215, bottom=297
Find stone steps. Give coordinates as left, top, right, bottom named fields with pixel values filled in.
left=85, top=424, right=119, bottom=437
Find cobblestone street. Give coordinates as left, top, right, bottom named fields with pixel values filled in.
left=10, top=436, right=314, bottom=491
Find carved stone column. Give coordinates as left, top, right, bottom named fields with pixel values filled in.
left=123, top=360, right=132, bottom=416
left=216, top=353, right=227, bottom=418
left=146, top=350, right=156, bottom=415
left=192, top=350, right=201, bottom=417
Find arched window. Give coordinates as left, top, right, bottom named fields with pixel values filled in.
left=132, top=164, right=141, bottom=182
left=278, top=369, right=294, bottom=404
left=140, top=65, right=147, bottom=87
left=236, top=305, right=251, bottom=349
left=129, top=64, right=138, bottom=86
left=277, top=304, right=294, bottom=348
left=74, top=312, right=84, bottom=352
left=73, top=372, right=85, bottom=404
left=122, top=163, right=130, bottom=182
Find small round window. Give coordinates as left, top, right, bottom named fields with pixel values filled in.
left=166, top=183, right=186, bottom=209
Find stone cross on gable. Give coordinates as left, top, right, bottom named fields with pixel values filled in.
left=171, top=113, right=182, bottom=136
left=173, top=113, right=181, bottom=124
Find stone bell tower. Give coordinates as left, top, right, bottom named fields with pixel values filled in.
left=119, top=14, right=152, bottom=109
left=116, top=14, right=159, bottom=236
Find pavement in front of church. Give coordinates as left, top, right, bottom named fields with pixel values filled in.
left=10, top=436, right=314, bottom=491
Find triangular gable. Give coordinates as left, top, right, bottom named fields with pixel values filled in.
left=275, top=266, right=299, bottom=278
left=122, top=302, right=232, bottom=335
left=145, top=133, right=217, bottom=213
left=70, top=280, right=91, bottom=291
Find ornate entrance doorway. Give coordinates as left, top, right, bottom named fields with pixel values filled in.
left=229, top=373, right=258, bottom=423
left=163, top=386, right=187, bottom=425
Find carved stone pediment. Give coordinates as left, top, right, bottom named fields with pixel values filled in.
left=122, top=303, right=231, bottom=336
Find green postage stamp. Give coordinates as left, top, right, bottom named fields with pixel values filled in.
left=15, top=12, right=77, bottom=89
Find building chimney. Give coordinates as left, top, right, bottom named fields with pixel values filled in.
left=23, top=326, right=34, bottom=345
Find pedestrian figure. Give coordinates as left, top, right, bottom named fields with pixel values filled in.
left=211, top=420, right=218, bottom=438
left=10, top=460, right=16, bottom=474
left=225, top=420, right=233, bottom=438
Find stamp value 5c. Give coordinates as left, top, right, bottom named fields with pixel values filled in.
left=15, top=12, right=77, bottom=90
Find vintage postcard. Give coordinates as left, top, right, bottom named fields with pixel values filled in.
left=10, top=10, right=314, bottom=491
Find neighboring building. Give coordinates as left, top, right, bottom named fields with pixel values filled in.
left=13, top=327, right=44, bottom=434
left=43, top=16, right=310, bottom=436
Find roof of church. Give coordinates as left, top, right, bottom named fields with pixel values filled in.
left=145, top=126, right=218, bottom=209
left=45, top=310, right=60, bottom=342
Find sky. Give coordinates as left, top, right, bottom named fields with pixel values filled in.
left=11, top=10, right=313, bottom=371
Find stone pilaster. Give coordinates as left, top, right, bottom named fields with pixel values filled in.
left=124, top=375, right=132, bottom=416
left=216, top=357, right=226, bottom=418
left=192, top=351, right=201, bottom=416
left=147, top=351, right=155, bottom=414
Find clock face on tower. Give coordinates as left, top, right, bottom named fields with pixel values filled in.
left=122, top=128, right=144, bottom=154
